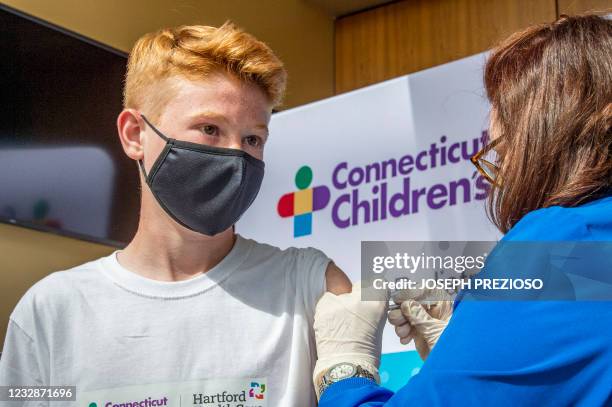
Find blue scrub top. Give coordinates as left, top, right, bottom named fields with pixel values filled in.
left=320, top=195, right=612, bottom=407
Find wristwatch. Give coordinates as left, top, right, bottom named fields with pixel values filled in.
left=317, top=362, right=377, bottom=397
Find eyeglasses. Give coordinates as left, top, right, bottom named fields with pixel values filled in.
left=470, top=137, right=501, bottom=186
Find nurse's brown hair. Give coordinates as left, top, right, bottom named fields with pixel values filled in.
left=484, top=13, right=612, bottom=233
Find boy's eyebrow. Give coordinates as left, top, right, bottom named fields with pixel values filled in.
left=189, top=111, right=269, bottom=135
left=188, top=110, right=229, bottom=123
left=255, top=124, right=269, bottom=135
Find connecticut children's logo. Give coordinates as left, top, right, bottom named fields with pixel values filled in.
left=277, top=165, right=330, bottom=237
left=249, top=382, right=266, bottom=400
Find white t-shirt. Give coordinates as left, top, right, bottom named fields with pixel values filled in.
left=0, top=234, right=331, bottom=406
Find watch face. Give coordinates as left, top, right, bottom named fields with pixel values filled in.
left=329, top=363, right=356, bottom=382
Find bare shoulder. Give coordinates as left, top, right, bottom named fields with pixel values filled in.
left=325, top=261, right=352, bottom=295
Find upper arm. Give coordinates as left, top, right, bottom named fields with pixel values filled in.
left=325, top=261, right=352, bottom=295
left=0, top=319, right=43, bottom=385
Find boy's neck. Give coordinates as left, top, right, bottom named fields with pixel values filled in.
left=116, top=214, right=236, bottom=282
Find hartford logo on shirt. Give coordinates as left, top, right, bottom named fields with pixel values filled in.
left=191, top=382, right=265, bottom=407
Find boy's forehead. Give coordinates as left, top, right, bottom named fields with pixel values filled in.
left=162, top=74, right=271, bottom=117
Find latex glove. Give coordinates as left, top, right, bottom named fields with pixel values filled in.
left=387, top=289, right=453, bottom=360
left=313, top=281, right=387, bottom=397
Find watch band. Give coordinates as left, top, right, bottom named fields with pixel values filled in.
left=317, top=364, right=377, bottom=398
left=355, top=365, right=377, bottom=381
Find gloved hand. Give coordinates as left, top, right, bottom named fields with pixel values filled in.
left=387, top=289, right=453, bottom=361
left=313, top=281, right=387, bottom=398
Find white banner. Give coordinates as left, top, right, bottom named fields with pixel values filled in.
left=237, top=52, right=501, bottom=389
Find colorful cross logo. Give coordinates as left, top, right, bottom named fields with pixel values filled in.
left=249, top=382, right=266, bottom=400
left=277, top=165, right=330, bottom=237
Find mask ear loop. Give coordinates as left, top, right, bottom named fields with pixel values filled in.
left=137, top=113, right=170, bottom=179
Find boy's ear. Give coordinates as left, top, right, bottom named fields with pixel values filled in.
left=116, top=109, right=145, bottom=162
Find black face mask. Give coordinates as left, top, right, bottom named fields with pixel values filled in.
left=137, top=114, right=265, bottom=236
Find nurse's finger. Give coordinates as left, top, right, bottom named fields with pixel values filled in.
left=387, top=308, right=408, bottom=326
left=394, top=322, right=412, bottom=338
left=399, top=333, right=414, bottom=345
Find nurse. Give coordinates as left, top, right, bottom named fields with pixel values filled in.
left=314, top=13, right=612, bottom=406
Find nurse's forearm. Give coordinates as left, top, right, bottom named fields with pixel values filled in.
left=319, top=378, right=394, bottom=406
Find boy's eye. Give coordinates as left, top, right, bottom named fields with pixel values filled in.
left=201, top=125, right=218, bottom=136
left=244, top=135, right=263, bottom=148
